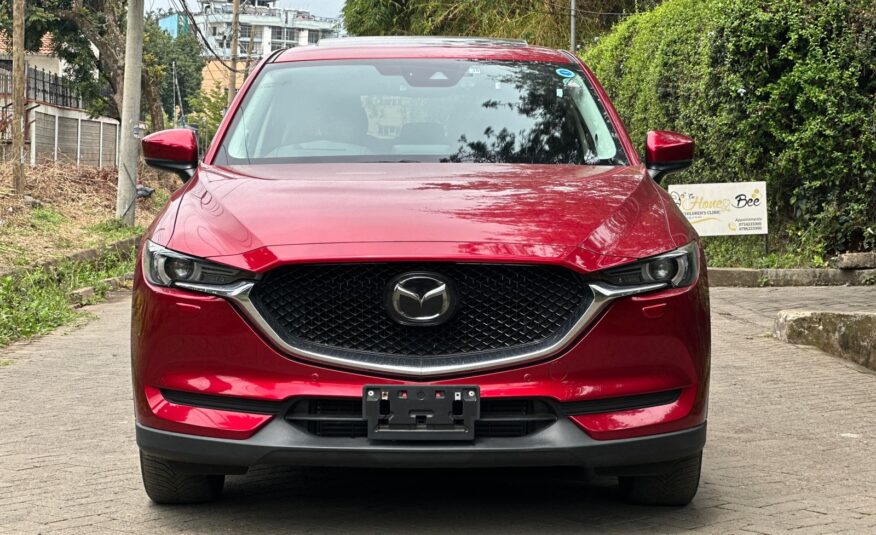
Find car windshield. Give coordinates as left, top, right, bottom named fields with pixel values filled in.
left=215, top=59, right=627, bottom=166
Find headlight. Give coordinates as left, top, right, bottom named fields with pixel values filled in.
left=598, top=241, right=700, bottom=288
left=142, top=240, right=254, bottom=288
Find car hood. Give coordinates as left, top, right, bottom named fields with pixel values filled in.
left=162, top=163, right=680, bottom=271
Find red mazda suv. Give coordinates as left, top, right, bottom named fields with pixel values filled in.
left=133, top=37, right=709, bottom=506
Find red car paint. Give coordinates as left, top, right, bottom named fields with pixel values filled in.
left=133, top=41, right=709, bottom=453
left=646, top=130, right=695, bottom=165
left=158, top=163, right=679, bottom=262
left=142, top=129, right=197, bottom=166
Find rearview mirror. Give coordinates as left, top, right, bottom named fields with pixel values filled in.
left=142, top=128, right=198, bottom=182
left=645, top=130, right=694, bottom=183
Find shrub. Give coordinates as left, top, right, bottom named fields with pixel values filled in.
left=342, top=1, right=662, bottom=50
left=583, top=0, right=876, bottom=255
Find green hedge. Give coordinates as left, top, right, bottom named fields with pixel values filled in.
left=583, top=0, right=876, bottom=255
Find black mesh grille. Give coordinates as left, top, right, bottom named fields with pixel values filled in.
left=285, top=398, right=557, bottom=439
left=303, top=399, right=368, bottom=438
left=248, top=263, right=592, bottom=358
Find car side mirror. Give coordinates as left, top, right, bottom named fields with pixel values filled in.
left=142, top=128, right=199, bottom=182
left=645, top=130, right=694, bottom=183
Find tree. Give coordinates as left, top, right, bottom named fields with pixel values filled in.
left=143, top=16, right=205, bottom=126
left=341, top=0, right=413, bottom=38
left=341, top=0, right=663, bottom=50
left=186, top=81, right=226, bottom=151
left=0, top=0, right=166, bottom=129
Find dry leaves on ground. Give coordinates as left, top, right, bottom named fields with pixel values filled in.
left=0, top=162, right=178, bottom=270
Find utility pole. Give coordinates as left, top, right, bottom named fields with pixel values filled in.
left=115, top=0, right=145, bottom=226
left=227, top=0, right=241, bottom=108
left=171, top=60, right=177, bottom=126
left=243, top=30, right=254, bottom=79
left=11, top=0, right=25, bottom=194
left=569, top=0, right=577, bottom=53
left=174, top=66, right=186, bottom=126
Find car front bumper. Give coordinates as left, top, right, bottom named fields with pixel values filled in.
left=132, top=267, right=711, bottom=443
left=137, top=419, right=706, bottom=471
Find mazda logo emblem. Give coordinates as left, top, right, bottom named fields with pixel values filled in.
left=386, top=272, right=457, bottom=326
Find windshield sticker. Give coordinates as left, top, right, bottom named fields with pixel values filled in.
left=556, top=68, right=575, bottom=78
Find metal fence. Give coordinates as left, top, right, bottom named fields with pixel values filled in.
left=0, top=64, right=118, bottom=166
left=0, top=66, right=83, bottom=109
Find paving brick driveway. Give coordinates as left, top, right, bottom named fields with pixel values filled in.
left=1, top=287, right=875, bottom=534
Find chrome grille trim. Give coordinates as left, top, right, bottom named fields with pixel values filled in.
left=177, top=279, right=667, bottom=377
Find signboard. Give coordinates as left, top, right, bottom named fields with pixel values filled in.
left=668, top=182, right=768, bottom=236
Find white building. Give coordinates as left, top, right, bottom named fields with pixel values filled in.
left=0, top=34, right=65, bottom=76
left=187, top=0, right=341, bottom=61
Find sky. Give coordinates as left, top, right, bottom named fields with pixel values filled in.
left=146, top=0, right=346, bottom=19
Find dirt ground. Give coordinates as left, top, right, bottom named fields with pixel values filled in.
left=0, top=163, right=178, bottom=270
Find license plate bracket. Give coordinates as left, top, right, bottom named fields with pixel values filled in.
left=363, top=385, right=480, bottom=441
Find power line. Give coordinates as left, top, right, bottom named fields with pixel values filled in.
left=227, top=0, right=241, bottom=106
left=204, top=0, right=261, bottom=64
left=175, top=67, right=187, bottom=124
left=174, top=0, right=244, bottom=72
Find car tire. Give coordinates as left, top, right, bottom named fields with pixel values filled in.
left=618, top=452, right=702, bottom=506
left=139, top=451, right=224, bottom=504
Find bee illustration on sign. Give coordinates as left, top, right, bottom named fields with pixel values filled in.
left=734, top=187, right=762, bottom=208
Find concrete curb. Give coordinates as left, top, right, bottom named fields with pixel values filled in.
left=0, top=236, right=142, bottom=280
left=774, top=309, right=876, bottom=370
left=831, top=252, right=876, bottom=269
left=0, top=236, right=141, bottom=309
left=70, top=273, right=135, bottom=308
left=710, top=267, right=876, bottom=287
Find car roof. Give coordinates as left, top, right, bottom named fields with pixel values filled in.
left=273, top=36, right=575, bottom=64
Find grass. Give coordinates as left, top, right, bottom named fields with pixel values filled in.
left=0, top=164, right=176, bottom=348
left=30, top=207, right=65, bottom=229
left=151, top=188, right=171, bottom=209
left=0, top=359, right=13, bottom=366
left=0, top=163, right=176, bottom=271
left=0, top=246, right=135, bottom=348
left=87, top=219, right=145, bottom=243
left=703, top=234, right=827, bottom=269
left=0, top=241, right=28, bottom=265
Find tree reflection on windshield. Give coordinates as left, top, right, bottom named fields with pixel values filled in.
left=446, top=63, right=594, bottom=164
left=217, top=59, right=625, bottom=166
